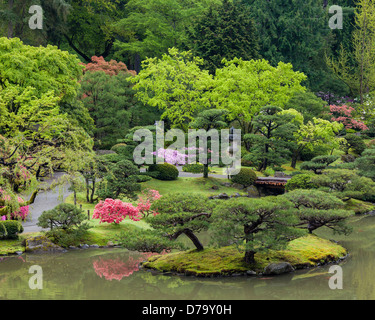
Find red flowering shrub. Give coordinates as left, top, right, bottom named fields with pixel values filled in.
left=93, top=199, right=141, bottom=224
left=82, top=56, right=137, bottom=76
left=328, top=104, right=368, bottom=131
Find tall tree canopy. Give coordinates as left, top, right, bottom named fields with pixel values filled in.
left=206, top=58, right=306, bottom=136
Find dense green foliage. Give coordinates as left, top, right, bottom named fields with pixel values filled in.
left=0, top=220, right=23, bottom=239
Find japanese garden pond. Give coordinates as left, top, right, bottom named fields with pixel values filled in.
left=1, top=213, right=375, bottom=300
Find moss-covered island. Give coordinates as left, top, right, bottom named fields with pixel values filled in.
left=142, top=235, right=348, bottom=277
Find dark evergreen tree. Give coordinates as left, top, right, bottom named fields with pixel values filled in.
left=243, top=106, right=297, bottom=171
left=187, top=0, right=260, bottom=74
left=243, top=0, right=344, bottom=93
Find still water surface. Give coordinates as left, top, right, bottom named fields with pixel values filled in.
left=1, top=214, right=375, bottom=300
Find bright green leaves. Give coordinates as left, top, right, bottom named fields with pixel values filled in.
left=132, top=48, right=213, bottom=129
left=209, top=59, right=307, bottom=128
left=0, top=37, right=83, bottom=104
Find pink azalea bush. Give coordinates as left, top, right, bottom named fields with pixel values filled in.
left=93, top=198, right=141, bottom=224
left=0, top=188, right=30, bottom=221
left=137, top=189, right=161, bottom=218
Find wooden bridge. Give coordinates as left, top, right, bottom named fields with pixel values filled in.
left=255, top=176, right=291, bottom=187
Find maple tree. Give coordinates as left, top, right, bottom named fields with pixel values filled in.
left=82, top=56, right=137, bottom=76
left=328, top=104, right=368, bottom=131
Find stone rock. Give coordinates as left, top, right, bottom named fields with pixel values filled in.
left=246, top=270, right=257, bottom=276
left=245, top=186, right=259, bottom=198
left=211, top=185, right=219, bottom=190
left=263, top=262, right=295, bottom=275
left=79, top=244, right=90, bottom=249
left=232, top=183, right=244, bottom=190
left=217, top=193, right=230, bottom=199
left=220, top=182, right=232, bottom=187
left=107, top=241, right=114, bottom=247
left=274, top=171, right=286, bottom=177
left=25, top=235, right=65, bottom=254
left=90, top=244, right=100, bottom=248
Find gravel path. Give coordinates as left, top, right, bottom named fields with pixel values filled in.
left=22, top=172, right=71, bottom=233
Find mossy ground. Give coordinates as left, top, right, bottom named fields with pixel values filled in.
left=344, top=198, right=375, bottom=215
left=142, top=235, right=347, bottom=276
left=0, top=232, right=43, bottom=255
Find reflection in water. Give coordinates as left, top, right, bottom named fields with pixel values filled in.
left=92, top=252, right=160, bottom=281
left=1, top=214, right=375, bottom=299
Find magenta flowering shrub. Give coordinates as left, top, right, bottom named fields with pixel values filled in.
left=93, top=198, right=141, bottom=224
left=12, top=197, right=30, bottom=221
left=0, top=189, right=30, bottom=221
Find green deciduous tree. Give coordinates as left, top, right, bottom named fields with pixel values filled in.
left=207, top=58, right=306, bottom=137
left=132, top=48, right=213, bottom=130
left=290, top=118, right=343, bottom=168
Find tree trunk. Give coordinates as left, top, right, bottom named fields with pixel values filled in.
left=7, top=0, right=14, bottom=38
left=291, top=150, right=299, bottom=169
left=203, top=163, right=209, bottom=178
left=85, top=178, right=90, bottom=203
left=90, top=180, right=96, bottom=203
left=183, top=229, right=204, bottom=251
left=244, top=250, right=256, bottom=264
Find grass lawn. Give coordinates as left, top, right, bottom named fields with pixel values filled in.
left=141, top=177, right=243, bottom=196
left=142, top=235, right=347, bottom=276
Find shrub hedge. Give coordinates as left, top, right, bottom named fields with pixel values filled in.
left=231, top=168, right=257, bottom=187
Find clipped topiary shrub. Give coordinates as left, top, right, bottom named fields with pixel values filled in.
left=0, top=220, right=24, bottom=239
left=231, top=168, right=257, bottom=187
left=285, top=173, right=318, bottom=192
left=148, top=163, right=179, bottom=181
